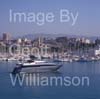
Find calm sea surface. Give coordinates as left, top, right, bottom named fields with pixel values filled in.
left=0, top=61, right=100, bottom=99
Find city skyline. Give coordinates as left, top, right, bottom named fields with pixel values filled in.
left=0, top=0, right=100, bottom=36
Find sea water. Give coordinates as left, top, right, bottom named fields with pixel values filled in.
left=0, top=61, right=100, bottom=99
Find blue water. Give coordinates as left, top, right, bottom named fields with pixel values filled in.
left=0, top=61, right=100, bottom=99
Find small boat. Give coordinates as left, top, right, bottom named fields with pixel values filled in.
left=77, top=57, right=90, bottom=62
left=61, top=58, right=73, bottom=62
left=6, top=57, right=17, bottom=61
left=12, top=60, right=62, bottom=74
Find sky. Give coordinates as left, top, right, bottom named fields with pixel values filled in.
left=0, top=0, right=100, bottom=37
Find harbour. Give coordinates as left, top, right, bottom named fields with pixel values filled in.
left=0, top=0, right=100, bottom=98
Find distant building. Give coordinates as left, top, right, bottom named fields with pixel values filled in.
left=85, top=39, right=91, bottom=44
left=17, top=38, right=22, bottom=44
left=77, top=38, right=91, bottom=44
left=3, top=33, right=11, bottom=41
left=95, top=46, right=100, bottom=56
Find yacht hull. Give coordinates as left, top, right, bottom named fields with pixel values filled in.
left=12, top=64, right=62, bottom=74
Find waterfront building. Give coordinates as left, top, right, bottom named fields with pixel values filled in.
left=95, top=46, right=100, bottom=56
left=3, top=33, right=11, bottom=41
